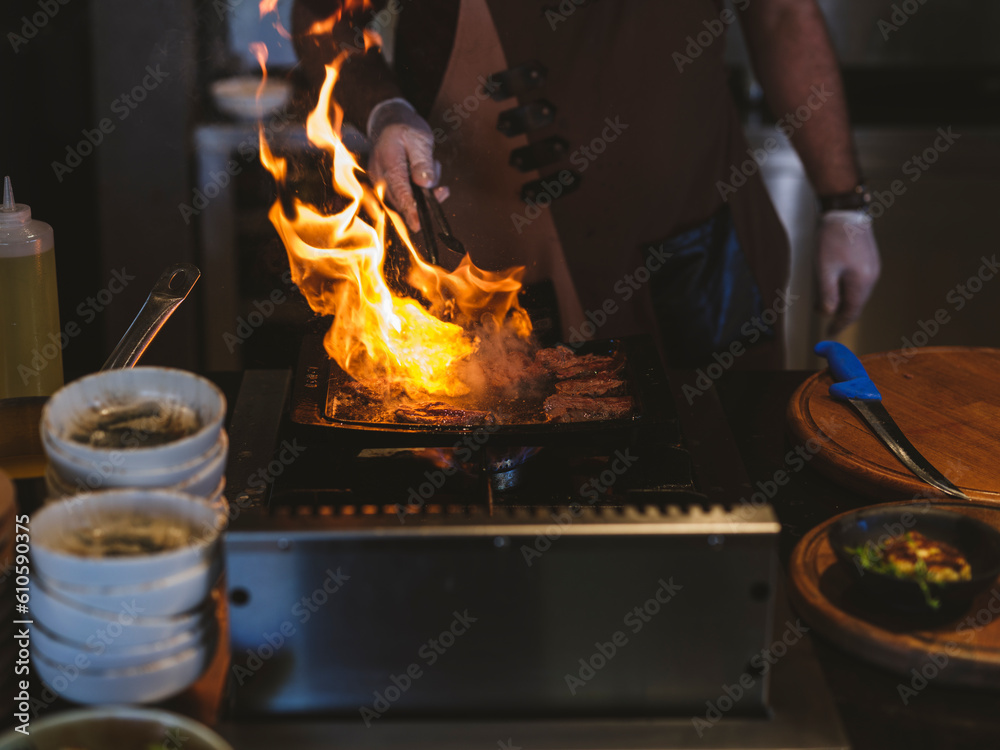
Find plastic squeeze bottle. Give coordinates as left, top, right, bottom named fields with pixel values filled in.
left=0, top=176, right=64, bottom=398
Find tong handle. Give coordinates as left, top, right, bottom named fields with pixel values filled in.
left=101, top=263, right=201, bottom=371
left=410, top=185, right=440, bottom=265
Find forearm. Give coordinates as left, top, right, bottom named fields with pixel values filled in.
left=292, top=0, right=402, bottom=128
left=738, top=0, right=860, bottom=195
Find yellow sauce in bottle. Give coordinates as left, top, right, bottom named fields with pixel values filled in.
left=0, top=177, right=64, bottom=399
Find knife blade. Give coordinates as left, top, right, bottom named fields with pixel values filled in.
left=815, top=340, right=972, bottom=500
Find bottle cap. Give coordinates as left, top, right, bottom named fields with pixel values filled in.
left=0, top=176, right=31, bottom=225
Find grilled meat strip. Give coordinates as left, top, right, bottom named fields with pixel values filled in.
left=543, top=394, right=633, bottom=423
left=551, top=358, right=621, bottom=380
left=395, top=401, right=496, bottom=426
left=534, top=345, right=621, bottom=381
left=534, top=345, right=578, bottom=372
left=554, top=376, right=626, bottom=397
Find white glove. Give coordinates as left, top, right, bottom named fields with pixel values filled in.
left=367, top=98, right=440, bottom=232
left=816, top=210, right=881, bottom=336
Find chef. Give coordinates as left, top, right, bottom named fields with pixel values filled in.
left=291, top=0, right=880, bottom=368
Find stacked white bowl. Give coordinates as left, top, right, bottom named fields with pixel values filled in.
left=40, top=368, right=228, bottom=519
left=28, top=490, right=224, bottom=704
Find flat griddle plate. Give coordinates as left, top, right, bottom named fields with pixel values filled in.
left=289, top=330, right=677, bottom=445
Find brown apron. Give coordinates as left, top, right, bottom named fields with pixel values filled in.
left=425, top=0, right=585, bottom=336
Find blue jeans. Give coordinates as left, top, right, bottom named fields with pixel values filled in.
left=646, top=206, right=770, bottom=368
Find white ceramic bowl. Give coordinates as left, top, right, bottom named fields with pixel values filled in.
left=28, top=576, right=214, bottom=647
left=32, top=627, right=217, bottom=705
left=30, top=490, right=223, bottom=588
left=210, top=75, right=291, bottom=120
left=45, top=429, right=228, bottom=495
left=42, top=367, right=226, bottom=471
left=31, top=614, right=218, bottom=672
left=0, top=706, right=233, bottom=750
left=37, top=552, right=223, bottom=617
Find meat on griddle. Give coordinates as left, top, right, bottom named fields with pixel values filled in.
left=554, top=375, right=626, bottom=397
left=534, top=345, right=578, bottom=372
left=551, top=358, right=622, bottom=380
left=395, top=401, right=496, bottom=426
left=534, top=345, right=621, bottom=381
left=543, top=394, right=633, bottom=423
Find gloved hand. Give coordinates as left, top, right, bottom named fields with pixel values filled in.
left=816, top=210, right=881, bottom=336
left=367, top=98, right=440, bottom=232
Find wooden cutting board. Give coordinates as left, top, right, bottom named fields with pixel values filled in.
left=787, top=347, right=1000, bottom=503
left=788, top=499, right=1000, bottom=688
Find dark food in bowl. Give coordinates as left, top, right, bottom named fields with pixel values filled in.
left=830, top=506, right=1000, bottom=613
left=55, top=512, right=203, bottom=558
left=69, top=400, right=202, bottom=448
left=846, top=531, right=972, bottom=609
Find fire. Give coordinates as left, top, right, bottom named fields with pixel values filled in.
left=255, top=37, right=531, bottom=397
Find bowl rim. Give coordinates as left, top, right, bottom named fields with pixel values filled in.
left=31, top=489, right=224, bottom=568
left=31, top=573, right=216, bottom=626
left=43, top=427, right=227, bottom=481
left=32, top=627, right=216, bottom=677
left=37, top=552, right=222, bottom=596
left=41, top=367, right=226, bottom=460
left=32, top=612, right=218, bottom=660
left=0, top=706, right=233, bottom=750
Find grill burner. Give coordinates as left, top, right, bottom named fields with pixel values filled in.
left=221, top=339, right=780, bottom=726
left=487, top=446, right=542, bottom=492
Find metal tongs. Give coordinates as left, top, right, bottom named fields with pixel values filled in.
left=101, top=263, right=201, bottom=370
left=411, top=184, right=465, bottom=267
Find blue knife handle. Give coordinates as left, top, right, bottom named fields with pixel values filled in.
left=814, top=341, right=882, bottom=401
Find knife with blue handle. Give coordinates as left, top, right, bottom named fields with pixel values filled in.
left=815, top=340, right=971, bottom=500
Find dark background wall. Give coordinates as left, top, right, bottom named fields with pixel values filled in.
left=2, top=0, right=102, bottom=377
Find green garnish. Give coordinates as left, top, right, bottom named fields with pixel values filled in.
left=846, top=535, right=942, bottom=610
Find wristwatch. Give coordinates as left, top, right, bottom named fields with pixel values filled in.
left=818, top=183, right=871, bottom=213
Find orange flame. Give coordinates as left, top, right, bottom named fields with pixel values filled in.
left=256, top=50, right=531, bottom=397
